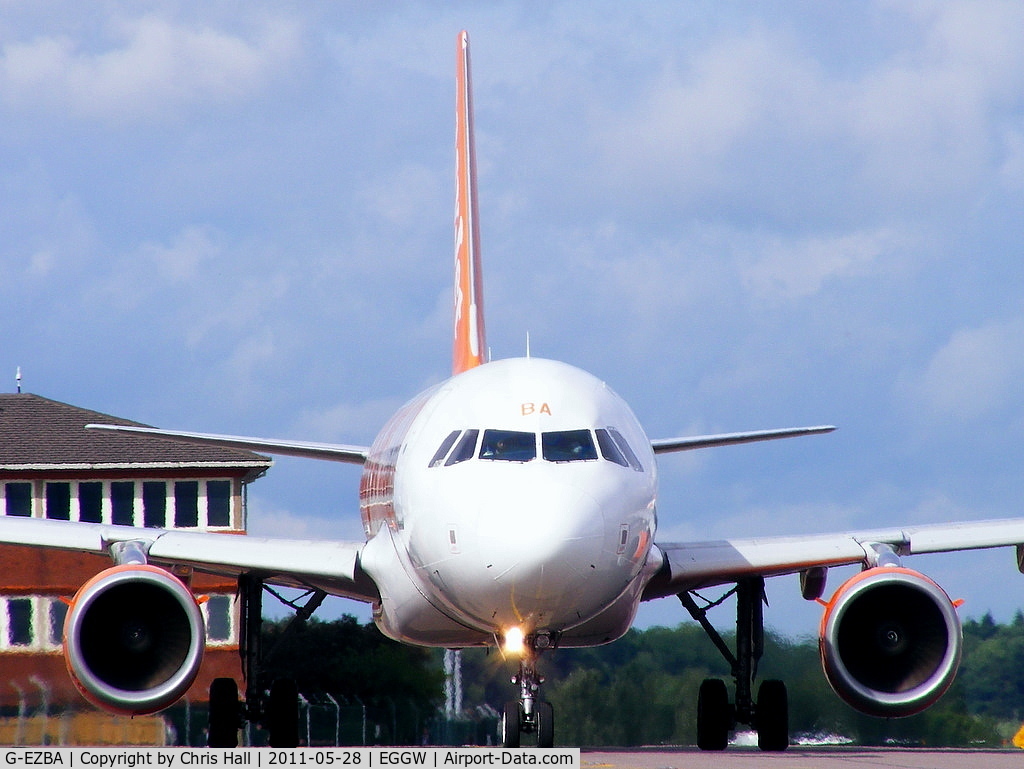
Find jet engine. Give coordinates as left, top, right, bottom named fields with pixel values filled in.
left=63, top=564, right=206, bottom=715
left=818, top=566, right=962, bottom=717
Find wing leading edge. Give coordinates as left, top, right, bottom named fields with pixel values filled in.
left=645, top=516, right=1024, bottom=599
left=86, top=423, right=369, bottom=464
left=0, top=515, right=376, bottom=602
left=651, top=425, right=836, bottom=454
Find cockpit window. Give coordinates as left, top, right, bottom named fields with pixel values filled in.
left=445, top=429, right=480, bottom=466
left=542, top=430, right=598, bottom=462
left=429, top=430, right=462, bottom=468
left=479, top=430, right=536, bottom=462
left=430, top=426, right=641, bottom=469
left=607, top=427, right=643, bottom=471
left=596, top=429, right=628, bottom=467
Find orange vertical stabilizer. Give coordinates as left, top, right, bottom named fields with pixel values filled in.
left=453, top=30, right=487, bottom=375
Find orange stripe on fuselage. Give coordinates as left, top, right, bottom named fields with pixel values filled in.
left=453, top=30, right=487, bottom=375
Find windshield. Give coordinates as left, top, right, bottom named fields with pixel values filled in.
left=596, top=428, right=628, bottom=467
left=607, top=427, right=643, bottom=471
left=429, top=430, right=462, bottom=467
left=429, top=426, right=643, bottom=469
left=542, top=430, right=598, bottom=462
left=444, top=429, right=480, bottom=466
left=479, top=429, right=537, bottom=462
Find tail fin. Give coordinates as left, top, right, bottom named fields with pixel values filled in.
left=452, top=30, right=487, bottom=375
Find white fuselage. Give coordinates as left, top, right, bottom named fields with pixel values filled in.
left=357, top=357, right=660, bottom=648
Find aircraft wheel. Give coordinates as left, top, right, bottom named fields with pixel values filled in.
left=501, top=701, right=522, bottom=748
left=267, top=678, right=300, bottom=748
left=535, top=701, right=554, bottom=748
left=756, top=679, right=789, bottom=752
left=696, top=678, right=730, bottom=751
left=208, top=677, right=240, bottom=747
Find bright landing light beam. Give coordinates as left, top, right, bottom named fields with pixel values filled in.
left=503, top=626, right=525, bottom=655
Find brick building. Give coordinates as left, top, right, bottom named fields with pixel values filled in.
left=0, top=393, right=272, bottom=743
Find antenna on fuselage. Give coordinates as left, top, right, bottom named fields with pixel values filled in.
left=526, top=332, right=531, bottom=359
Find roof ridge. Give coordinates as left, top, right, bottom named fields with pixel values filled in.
left=0, top=393, right=271, bottom=469
left=0, top=392, right=149, bottom=428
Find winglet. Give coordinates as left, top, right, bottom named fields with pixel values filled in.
left=453, top=30, right=487, bottom=375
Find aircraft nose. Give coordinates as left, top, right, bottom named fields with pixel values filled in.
left=478, top=484, right=601, bottom=561
left=467, top=481, right=613, bottom=628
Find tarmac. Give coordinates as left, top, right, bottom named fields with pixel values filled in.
left=581, top=747, right=1024, bottom=769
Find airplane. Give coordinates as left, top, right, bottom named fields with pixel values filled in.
left=5, top=29, right=1024, bottom=751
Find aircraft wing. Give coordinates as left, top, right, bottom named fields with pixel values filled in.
left=0, top=516, right=377, bottom=602
left=86, top=424, right=370, bottom=464
left=644, top=516, right=1024, bottom=599
left=651, top=425, right=835, bottom=453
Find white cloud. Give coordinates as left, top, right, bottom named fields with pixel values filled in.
left=0, top=173, right=97, bottom=284
left=0, top=14, right=300, bottom=123
left=357, top=164, right=444, bottom=228
left=597, top=29, right=819, bottom=196
left=224, top=329, right=278, bottom=385
left=831, top=2, right=1024, bottom=201
left=246, top=496, right=356, bottom=541
left=739, top=227, right=912, bottom=303
left=914, top=317, right=1024, bottom=422
left=902, top=491, right=978, bottom=526
left=292, top=397, right=406, bottom=445
left=141, top=226, right=219, bottom=283
left=591, top=2, right=1024, bottom=222
left=656, top=500, right=863, bottom=542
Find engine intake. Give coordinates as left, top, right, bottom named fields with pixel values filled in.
left=64, top=564, right=206, bottom=715
left=818, top=566, right=962, bottom=717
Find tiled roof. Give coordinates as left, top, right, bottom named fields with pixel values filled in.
left=0, top=393, right=272, bottom=473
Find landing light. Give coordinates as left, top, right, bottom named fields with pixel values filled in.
left=503, top=626, right=525, bottom=655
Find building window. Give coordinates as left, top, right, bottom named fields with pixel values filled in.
left=205, top=594, right=235, bottom=644
left=45, top=482, right=72, bottom=520
left=174, top=481, right=200, bottom=527
left=3, top=483, right=32, bottom=517
left=48, top=599, right=68, bottom=648
left=0, top=478, right=235, bottom=529
left=0, top=597, right=51, bottom=651
left=143, top=481, right=166, bottom=528
left=111, top=481, right=135, bottom=526
left=5, top=598, right=33, bottom=648
left=207, top=481, right=231, bottom=527
left=79, top=481, right=103, bottom=523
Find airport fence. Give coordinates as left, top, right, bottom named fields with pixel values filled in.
left=0, top=694, right=498, bottom=747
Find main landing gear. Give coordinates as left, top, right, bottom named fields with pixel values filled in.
left=500, top=635, right=555, bottom=748
left=679, top=577, right=789, bottom=752
left=207, top=575, right=324, bottom=748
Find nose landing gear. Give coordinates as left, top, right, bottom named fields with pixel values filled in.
left=500, top=635, right=555, bottom=748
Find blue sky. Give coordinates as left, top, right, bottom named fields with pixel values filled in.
left=3, top=2, right=1024, bottom=639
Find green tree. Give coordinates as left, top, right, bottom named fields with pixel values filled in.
left=260, top=615, right=444, bottom=744
left=456, top=618, right=1012, bottom=747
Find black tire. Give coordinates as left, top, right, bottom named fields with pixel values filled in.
left=208, top=677, right=240, bottom=748
left=696, top=678, right=730, bottom=751
left=267, top=678, right=300, bottom=748
left=535, top=701, right=554, bottom=748
left=756, top=679, right=789, bottom=752
left=501, top=701, right=521, bottom=748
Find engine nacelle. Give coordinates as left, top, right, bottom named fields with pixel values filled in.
left=818, top=566, right=962, bottom=718
left=63, top=564, right=206, bottom=715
